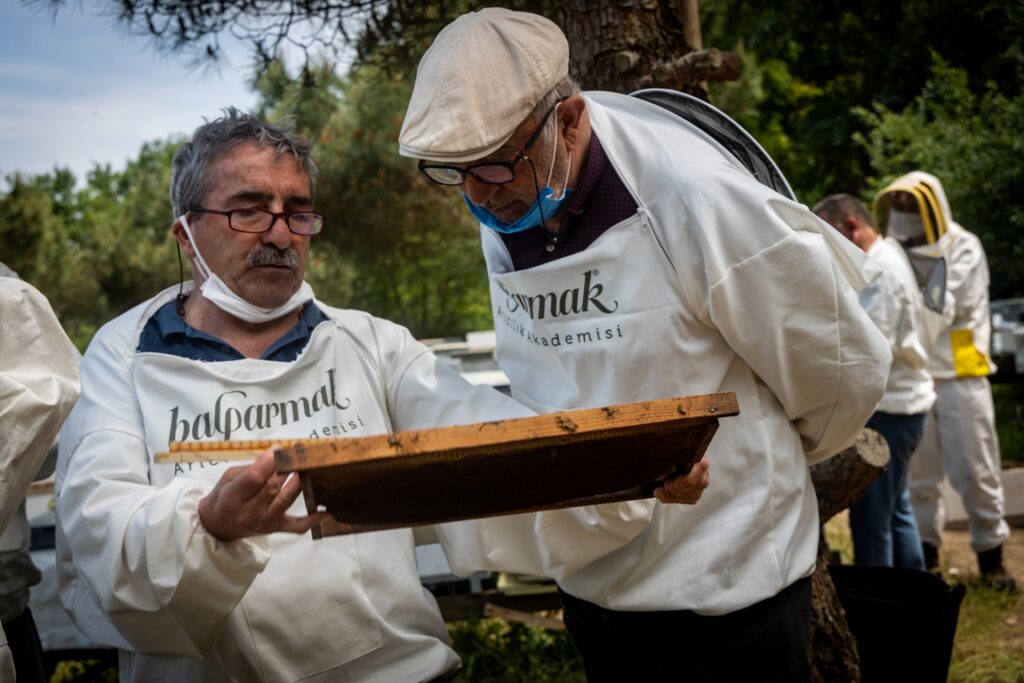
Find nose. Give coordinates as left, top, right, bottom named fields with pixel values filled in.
left=262, top=214, right=295, bottom=249
left=460, top=174, right=500, bottom=207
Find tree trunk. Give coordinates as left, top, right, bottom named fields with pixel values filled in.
left=808, top=428, right=891, bottom=683
left=810, top=536, right=862, bottom=683
left=559, top=0, right=739, bottom=94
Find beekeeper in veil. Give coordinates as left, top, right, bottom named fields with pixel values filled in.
left=875, top=171, right=1016, bottom=591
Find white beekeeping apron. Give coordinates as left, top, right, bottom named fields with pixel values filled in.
left=487, top=210, right=689, bottom=412
left=130, top=323, right=386, bottom=677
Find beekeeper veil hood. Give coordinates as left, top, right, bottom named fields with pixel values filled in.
left=873, top=171, right=954, bottom=247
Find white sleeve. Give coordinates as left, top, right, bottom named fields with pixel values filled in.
left=859, top=278, right=898, bottom=352
left=895, top=299, right=929, bottom=371
left=56, top=330, right=269, bottom=657
left=0, top=278, right=80, bottom=530
left=706, top=230, right=891, bottom=464
left=863, top=267, right=927, bottom=372
left=431, top=501, right=655, bottom=580
left=379, top=323, right=655, bottom=579
left=949, top=234, right=991, bottom=342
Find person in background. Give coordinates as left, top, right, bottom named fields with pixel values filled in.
left=0, top=265, right=81, bottom=682
left=399, top=9, right=892, bottom=681
left=814, top=194, right=933, bottom=569
left=875, top=171, right=1016, bottom=591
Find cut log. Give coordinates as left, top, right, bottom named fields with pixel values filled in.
left=812, top=428, right=890, bottom=523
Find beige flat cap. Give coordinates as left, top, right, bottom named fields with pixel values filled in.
left=399, top=8, right=569, bottom=163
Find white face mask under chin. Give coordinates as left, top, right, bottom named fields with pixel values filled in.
left=178, top=214, right=315, bottom=324
left=887, top=211, right=927, bottom=243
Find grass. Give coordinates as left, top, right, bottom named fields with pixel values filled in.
left=949, top=586, right=1024, bottom=683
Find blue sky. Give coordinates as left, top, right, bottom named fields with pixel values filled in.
left=0, top=2, right=259, bottom=182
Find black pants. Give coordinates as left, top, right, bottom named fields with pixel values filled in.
left=3, top=608, right=48, bottom=683
left=559, top=577, right=812, bottom=683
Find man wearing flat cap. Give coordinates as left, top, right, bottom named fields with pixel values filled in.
left=400, top=8, right=892, bottom=681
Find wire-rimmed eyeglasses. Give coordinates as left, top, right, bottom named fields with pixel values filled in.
left=417, top=101, right=562, bottom=186
left=189, top=207, right=326, bottom=236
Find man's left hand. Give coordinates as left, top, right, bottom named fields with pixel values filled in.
left=653, top=457, right=710, bottom=505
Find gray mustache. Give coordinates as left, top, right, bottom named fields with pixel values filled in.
left=248, top=246, right=300, bottom=268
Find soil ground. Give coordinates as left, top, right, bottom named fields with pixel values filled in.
left=941, top=526, right=1024, bottom=585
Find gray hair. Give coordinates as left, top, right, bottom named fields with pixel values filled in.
left=812, top=193, right=874, bottom=228
left=529, top=75, right=582, bottom=123
left=170, top=108, right=318, bottom=217
left=521, top=75, right=582, bottom=149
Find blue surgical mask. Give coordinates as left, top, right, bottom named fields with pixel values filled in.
left=464, top=117, right=573, bottom=234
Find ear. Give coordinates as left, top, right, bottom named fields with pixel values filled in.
left=846, top=216, right=878, bottom=250
left=557, top=95, right=588, bottom=154
left=171, top=214, right=196, bottom=259
left=843, top=216, right=860, bottom=236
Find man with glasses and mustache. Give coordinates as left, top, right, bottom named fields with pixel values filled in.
left=399, top=8, right=893, bottom=682
left=54, top=108, right=710, bottom=682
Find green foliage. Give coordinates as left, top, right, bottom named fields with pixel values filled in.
left=251, top=58, right=346, bottom=141
left=0, top=142, right=181, bottom=349
left=448, top=618, right=585, bottom=683
left=51, top=658, right=118, bottom=683
left=702, top=0, right=1022, bottom=206
left=855, top=58, right=1024, bottom=298
left=256, top=57, right=493, bottom=337
left=707, top=45, right=830, bottom=202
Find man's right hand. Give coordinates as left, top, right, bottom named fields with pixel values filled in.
left=653, top=457, right=710, bottom=505
left=198, top=447, right=329, bottom=542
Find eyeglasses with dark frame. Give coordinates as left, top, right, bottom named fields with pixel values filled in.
left=189, top=207, right=326, bottom=236
left=417, top=101, right=562, bottom=186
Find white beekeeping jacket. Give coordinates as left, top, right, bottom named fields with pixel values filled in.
left=444, top=92, right=891, bottom=616
left=0, top=277, right=80, bottom=530
left=859, top=236, right=936, bottom=414
left=0, top=275, right=80, bottom=682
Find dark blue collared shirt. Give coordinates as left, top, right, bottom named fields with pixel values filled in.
left=137, top=299, right=329, bottom=362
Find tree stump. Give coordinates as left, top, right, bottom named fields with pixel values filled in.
left=808, top=428, right=890, bottom=683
